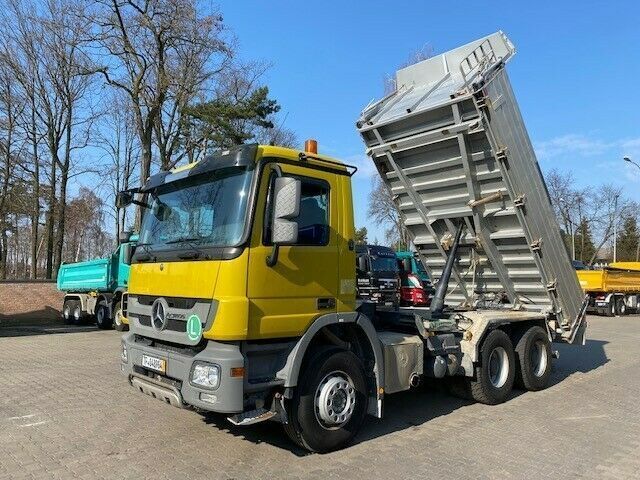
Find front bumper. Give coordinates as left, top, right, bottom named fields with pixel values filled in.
left=121, top=332, right=244, bottom=413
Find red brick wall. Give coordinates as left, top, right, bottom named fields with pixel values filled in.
left=0, top=282, right=65, bottom=326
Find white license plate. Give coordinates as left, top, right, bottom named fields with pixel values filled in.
left=141, top=354, right=166, bottom=374
left=384, top=302, right=393, bottom=306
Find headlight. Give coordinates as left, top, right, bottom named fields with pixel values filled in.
left=191, top=362, right=220, bottom=389
left=121, top=343, right=128, bottom=363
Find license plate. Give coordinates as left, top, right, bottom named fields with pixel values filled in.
left=141, top=354, right=166, bottom=374
left=385, top=302, right=393, bottom=306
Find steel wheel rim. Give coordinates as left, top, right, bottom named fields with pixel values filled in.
left=73, top=306, right=81, bottom=321
left=488, top=346, right=509, bottom=388
left=314, top=370, right=356, bottom=430
left=114, top=309, right=123, bottom=327
left=531, top=340, right=548, bottom=377
left=63, top=305, right=70, bottom=320
left=96, top=306, right=104, bottom=323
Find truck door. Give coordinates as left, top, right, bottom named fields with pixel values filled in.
left=247, top=161, right=340, bottom=339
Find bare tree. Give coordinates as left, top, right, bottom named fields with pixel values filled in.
left=0, top=59, right=23, bottom=278
left=85, top=0, right=231, bottom=185
left=96, top=92, right=139, bottom=240
left=367, top=175, right=408, bottom=248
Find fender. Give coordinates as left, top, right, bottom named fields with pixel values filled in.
left=276, top=311, right=384, bottom=418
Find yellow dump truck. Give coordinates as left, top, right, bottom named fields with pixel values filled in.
left=577, top=262, right=640, bottom=316
left=116, top=32, right=586, bottom=452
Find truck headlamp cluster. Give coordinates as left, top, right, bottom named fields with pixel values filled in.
left=190, top=362, right=220, bottom=389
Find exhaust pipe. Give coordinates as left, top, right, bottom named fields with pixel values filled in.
left=430, top=223, right=464, bottom=318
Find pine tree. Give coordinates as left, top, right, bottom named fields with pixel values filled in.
left=354, top=227, right=368, bottom=245
left=617, top=215, right=640, bottom=262
left=575, top=219, right=596, bottom=264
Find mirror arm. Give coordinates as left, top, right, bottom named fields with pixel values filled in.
left=266, top=244, right=279, bottom=267
left=266, top=164, right=284, bottom=268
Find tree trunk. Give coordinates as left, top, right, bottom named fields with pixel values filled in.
left=45, top=157, right=56, bottom=278
left=30, top=94, right=40, bottom=279
left=53, top=108, right=73, bottom=277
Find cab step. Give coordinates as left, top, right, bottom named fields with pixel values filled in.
left=227, top=408, right=277, bottom=426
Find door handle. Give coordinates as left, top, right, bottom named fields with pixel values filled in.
left=317, top=298, right=336, bottom=310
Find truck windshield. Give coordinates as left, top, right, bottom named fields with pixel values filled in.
left=371, top=256, right=398, bottom=272
left=139, top=167, right=254, bottom=252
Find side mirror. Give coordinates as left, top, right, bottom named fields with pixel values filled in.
left=402, top=258, right=412, bottom=272
left=357, top=256, right=367, bottom=272
left=120, top=243, right=133, bottom=265
left=271, top=177, right=301, bottom=244
left=116, top=191, right=133, bottom=209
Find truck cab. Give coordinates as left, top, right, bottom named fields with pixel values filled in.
left=396, top=251, right=434, bottom=306
left=355, top=244, right=400, bottom=307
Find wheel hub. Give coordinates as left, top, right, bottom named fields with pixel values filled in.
left=531, top=340, right=548, bottom=377
left=488, top=346, right=509, bottom=388
left=315, top=372, right=356, bottom=429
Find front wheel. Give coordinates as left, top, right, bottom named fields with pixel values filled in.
left=469, top=329, right=516, bottom=405
left=113, top=301, right=127, bottom=331
left=95, top=301, right=112, bottom=329
left=284, top=348, right=368, bottom=453
left=615, top=296, right=627, bottom=316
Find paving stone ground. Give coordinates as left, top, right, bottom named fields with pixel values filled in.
left=1, top=315, right=639, bottom=480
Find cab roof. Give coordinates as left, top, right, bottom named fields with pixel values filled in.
left=142, top=144, right=351, bottom=192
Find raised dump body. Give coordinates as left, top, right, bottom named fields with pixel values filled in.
left=357, top=31, right=586, bottom=342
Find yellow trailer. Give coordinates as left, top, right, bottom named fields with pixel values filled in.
left=577, top=262, right=640, bottom=316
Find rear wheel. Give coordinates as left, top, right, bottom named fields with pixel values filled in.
left=284, top=348, right=368, bottom=453
left=469, top=329, right=515, bottom=405
left=113, top=301, right=127, bottom=331
left=604, top=299, right=615, bottom=317
left=62, top=299, right=75, bottom=324
left=95, top=301, right=112, bottom=329
left=71, top=301, right=83, bottom=325
left=514, top=326, right=552, bottom=391
left=615, top=296, right=627, bottom=316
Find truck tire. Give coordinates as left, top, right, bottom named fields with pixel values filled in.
left=604, top=299, right=615, bottom=317
left=284, top=348, right=368, bottom=453
left=514, top=326, right=552, bottom=391
left=615, top=296, right=627, bottom=316
left=63, top=299, right=75, bottom=325
left=469, top=329, right=515, bottom=405
left=71, top=300, right=84, bottom=325
left=95, top=301, right=112, bottom=329
left=113, top=301, right=127, bottom=331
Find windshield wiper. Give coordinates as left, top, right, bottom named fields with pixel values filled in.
left=166, top=236, right=209, bottom=260
left=134, top=242, right=156, bottom=262
left=165, top=236, right=202, bottom=245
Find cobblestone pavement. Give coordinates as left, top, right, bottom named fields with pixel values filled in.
left=1, top=315, right=639, bottom=480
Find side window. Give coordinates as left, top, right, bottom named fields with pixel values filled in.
left=296, top=180, right=329, bottom=245
left=264, top=174, right=330, bottom=246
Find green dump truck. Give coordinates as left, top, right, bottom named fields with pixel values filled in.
left=57, top=233, right=136, bottom=330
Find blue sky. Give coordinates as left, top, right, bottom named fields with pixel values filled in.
left=221, top=0, right=640, bottom=242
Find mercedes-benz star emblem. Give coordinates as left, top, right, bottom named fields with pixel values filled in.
left=151, top=298, right=169, bottom=331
